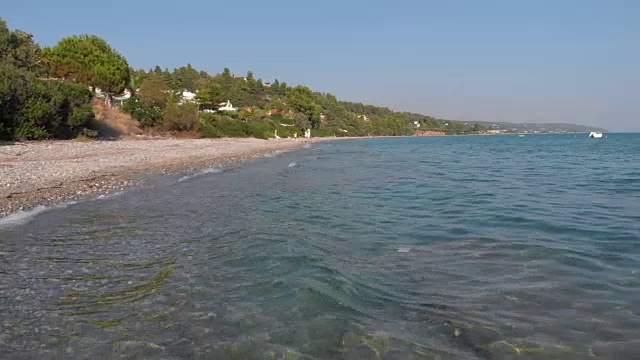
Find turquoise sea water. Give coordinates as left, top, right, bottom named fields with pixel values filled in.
left=1, top=134, right=639, bottom=359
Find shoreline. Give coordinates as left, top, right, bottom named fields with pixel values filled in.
left=1, top=132, right=581, bottom=218
left=0, top=138, right=331, bottom=218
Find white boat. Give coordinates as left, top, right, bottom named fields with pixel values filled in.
left=589, top=132, right=603, bottom=138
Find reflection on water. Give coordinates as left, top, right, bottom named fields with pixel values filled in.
left=1, top=134, right=640, bottom=359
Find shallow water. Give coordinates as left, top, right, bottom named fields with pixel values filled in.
left=1, top=134, right=639, bottom=359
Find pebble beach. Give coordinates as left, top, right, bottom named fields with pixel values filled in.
left=0, top=138, right=317, bottom=217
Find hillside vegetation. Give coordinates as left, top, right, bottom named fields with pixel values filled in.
left=123, top=66, right=479, bottom=139
left=3, top=17, right=600, bottom=142
left=0, top=18, right=481, bottom=141
left=0, top=19, right=95, bottom=141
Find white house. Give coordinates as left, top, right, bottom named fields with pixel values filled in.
left=180, top=90, right=197, bottom=104
left=218, top=100, right=237, bottom=111
left=413, top=121, right=421, bottom=128
left=113, top=89, right=132, bottom=101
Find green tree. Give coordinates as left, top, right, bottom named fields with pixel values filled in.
left=197, top=82, right=224, bottom=111
left=121, top=73, right=168, bottom=127
left=246, top=71, right=255, bottom=82
left=172, top=63, right=200, bottom=91
left=219, top=68, right=234, bottom=92
left=128, top=68, right=149, bottom=95
left=288, top=86, right=322, bottom=129
left=137, top=73, right=169, bottom=108
left=294, top=113, right=311, bottom=131
left=162, top=102, right=198, bottom=132
left=0, top=63, right=94, bottom=140
left=42, top=35, right=130, bottom=106
left=0, top=19, right=42, bottom=73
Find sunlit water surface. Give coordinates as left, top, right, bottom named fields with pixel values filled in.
left=1, top=134, right=639, bottom=359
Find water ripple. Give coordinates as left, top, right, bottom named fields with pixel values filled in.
left=1, top=134, right=639, bottom=359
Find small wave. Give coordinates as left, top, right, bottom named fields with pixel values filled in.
left=288, top=162, right=298, bottom=168
left=303, top=143, right=312, bottom=149
left=264, top=150, right=289, bottom=158
left=95, top=191, right=126, bottom=201
left=177, top=167, right=223, bottom=183
left=0, top=201, right=77, bottom=229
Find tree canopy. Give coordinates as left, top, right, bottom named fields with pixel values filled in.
left=42, top=35, right=130, bottom=104
left=0, top=18, right=42, bottom=73
left=0, top=19, right=95, bottom=141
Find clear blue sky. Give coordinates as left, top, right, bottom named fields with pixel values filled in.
left=4, top=0, right=639, bottom=131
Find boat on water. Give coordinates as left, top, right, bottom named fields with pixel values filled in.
left=589, top=132, right=603, bottom=138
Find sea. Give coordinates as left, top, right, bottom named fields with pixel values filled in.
left=1, top=133, right=639, bottom=359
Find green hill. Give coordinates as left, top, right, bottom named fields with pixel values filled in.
left=0, top=17, right=604, bottom=141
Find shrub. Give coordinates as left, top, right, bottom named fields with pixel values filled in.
left=199, top=122, right=226, bottom=138
left=12, top=122, right=48, bottom=140
left=121, top=98, right=163, bottom=128
left=0, top=63, right=95, bottom=140
left=162, top=103, right=199, bottom=132
left=248, top=121, right=279, bottom=139
left=198, top=114, right=275, bottom=139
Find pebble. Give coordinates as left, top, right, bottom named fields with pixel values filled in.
left=1, top=138, right=319, bottom=217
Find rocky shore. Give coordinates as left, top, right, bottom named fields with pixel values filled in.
left=0, top=138, right=320, bottom=217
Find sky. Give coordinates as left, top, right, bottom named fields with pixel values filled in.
left=3, top=0, right=639, bottom=131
